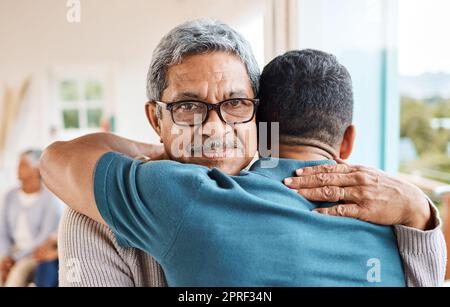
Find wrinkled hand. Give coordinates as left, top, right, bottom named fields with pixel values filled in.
left=33, top=239, right=58, bottom=262
left=33, top=246, right=47, bottom=262
left=284, top=161, right=433, bottom=230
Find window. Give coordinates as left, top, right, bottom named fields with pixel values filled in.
left=295, top=0, right=399, bottom=172
left=58, top=79, right=105, bottom=132
left=398, top=0, right=450, bottom=184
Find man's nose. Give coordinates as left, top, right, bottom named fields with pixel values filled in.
left=201, top=109, right=227, bottom=137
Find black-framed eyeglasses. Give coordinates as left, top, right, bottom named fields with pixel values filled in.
left=153, top=98, right=260, bottom=126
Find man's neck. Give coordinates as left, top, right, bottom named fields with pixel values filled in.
left=277, top=142, right=338, bottom=161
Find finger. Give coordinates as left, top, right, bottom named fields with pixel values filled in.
left=298, top=186, right=361, bottom=203
left=314, top=204, right=365, bottom=220
left=284, top=172, right=368, bottom=189
left=295, top=163, right=362, bottom=176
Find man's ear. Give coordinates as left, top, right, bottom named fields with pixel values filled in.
left=339, top=125, right=356, bottom=160
left=145, top=102, right=162, bottom=136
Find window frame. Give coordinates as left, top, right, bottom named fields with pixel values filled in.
left=49, top=67, right=112, bottom=140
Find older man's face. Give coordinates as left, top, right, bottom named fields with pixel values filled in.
left=152, top=51, right=257, bottom=175
left=18, top=156, right=41, bottom=193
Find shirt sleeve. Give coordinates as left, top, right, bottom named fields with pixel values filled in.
left=93, top=152, right=206, bottom=261
left=0, top=193, right=13, bottom=258
left=394, top=200, right=447, bottom=287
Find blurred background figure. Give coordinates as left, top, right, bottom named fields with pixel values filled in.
left=0, top=149, right=61, bottom=287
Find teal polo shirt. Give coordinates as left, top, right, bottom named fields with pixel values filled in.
left=93, top=152, right=406, bottom=287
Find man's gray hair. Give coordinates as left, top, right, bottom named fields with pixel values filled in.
left=20, top=149, right=43, bottom=168
left=147, top=18, right=260, bottom=101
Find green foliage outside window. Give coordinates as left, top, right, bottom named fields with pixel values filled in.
left=400, top=96, right=450, bottom=183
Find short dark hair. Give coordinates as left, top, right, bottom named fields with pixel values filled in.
left=257, top=49, right=354, bottom=147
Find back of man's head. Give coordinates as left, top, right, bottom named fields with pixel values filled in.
left=257, top=49, right=354, bottom=149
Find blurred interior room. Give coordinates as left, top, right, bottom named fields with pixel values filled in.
left=0, top=0, right=449, bottom=287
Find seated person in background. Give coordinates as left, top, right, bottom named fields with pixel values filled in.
left=0, top=150, right=61, bottom=287
left=40, top=49, right=446, bottom=286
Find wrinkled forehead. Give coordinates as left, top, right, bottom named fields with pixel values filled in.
left=163, top=52, right=253, bottom=101
left=174, top=69, right=244, bottom=82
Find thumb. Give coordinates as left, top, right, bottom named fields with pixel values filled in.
left=314, top=204, right=362, bottom=220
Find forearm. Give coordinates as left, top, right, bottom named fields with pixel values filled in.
left=394, top=203, right=447, bottom=287
left=64, top=132, right=160, bottom=159
left=41, top=133, right=160, bottom=224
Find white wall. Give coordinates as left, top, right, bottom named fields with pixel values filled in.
left=0, top=0, right=270, bottom=194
